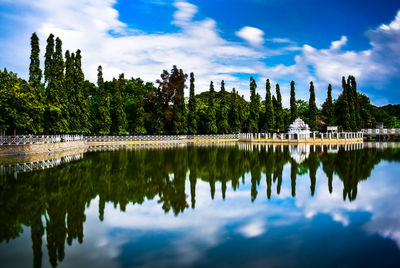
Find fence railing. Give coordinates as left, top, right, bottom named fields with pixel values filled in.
left=0, top=135, right=84, bottom=145
left=85, top=134, right=239, bottom=142
left=238, top=132, right=363, bottom=140
left=362, top=129, right=400, bottom=135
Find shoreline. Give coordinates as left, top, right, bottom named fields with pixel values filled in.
left=0, top=136, right=366, bottom=158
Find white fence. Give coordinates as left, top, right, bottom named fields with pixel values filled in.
left=85, top=134, right=239, bottom=142
left=362, top=129, right=400, bottom=135
left=0, top=135, right=84, bottom=145
left=238, top=132, right=363, bottom=140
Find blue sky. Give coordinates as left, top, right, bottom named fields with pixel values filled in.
left=0, top=0, right=399, bottom=105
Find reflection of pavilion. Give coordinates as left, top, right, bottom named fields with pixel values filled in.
left=289, top=145, right=310, bottom=163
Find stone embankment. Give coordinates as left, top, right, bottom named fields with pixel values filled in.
left=0, top=141, right=87, bottom=157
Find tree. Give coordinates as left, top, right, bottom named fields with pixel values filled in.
left=229, top=88, right=241, bottom=133
left=347, top=76, right=357, bottom=131
left=274, top=83, right=283, bottom=131
left=75, top=50, right=91, bottom=133
left=335, top=76, right=351, bottom=131
left=44, top=35, right=67, bottom=133
left=217, top=80, right=229, bottom=134
left=0, top=69, right=43, bottom=134
left=134, top=78, right=146, bottom=134
left=207, top=81, right=217, bottom=134
left=308, top=81, right=317, bottom=131
left=29, top=33, right=42, bottom=89
left=96, top=66, right=111, bottom=134
left=187, top=72, right=197, bottom=134
left=264, top=79, right=274, bottom=131
left=349, top=76, right=361, bottom=130
left=171, top=67, right=187, bottom=134
left=64, top=51, right=79, bottom=132
left=290, top=80, right=297, bottom=122
left=321, top=84, right=334, bottom=125
left=110, top=74, right=128, bottom=134
left=249, top=77, right=259, bottom=133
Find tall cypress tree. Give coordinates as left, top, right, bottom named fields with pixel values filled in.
left=349, top=76, right=361, bottom=130
left=152, top=84, right=164, bottom=134
left=111, top=75, right=128, bottom=134
left=116, top=74, right=128, bottom=134
left=264, top=79, right=274, bottom=131
left=290, top=80, right=297, bottom=122
left=347, top=76, right=356, bottom=131
left=274, top=83, right=283, bottom=131
left=217, top=80, right=229, bottom=134
left=75, top=49, right=91, bottom=133
left=29, top=33, right=42, bottom=89
left=229, top=88, right=241, bottom=133
left=44, top=34, right=54, bottom=85
left=339, top=76, right=351, bottom=131
left=64, top=51, right=78, bottom=132
left=249, top=77, right=259, bottom=133
left=97, top=65, right=111, bottom=134
left=135, top=79, right=146, bottom=134
left=187, top=72, right=197, bottom=134
left=308, top=81, right=317, bottom=131
left=44, top=35, right=67, bottom=133
left=171, top=67, right=186, bottom=134
left=322, top=84, right=334, bottom=125
left=207, top=81, right=217, bottom=134
left=54, top=37, right=68, bottom=132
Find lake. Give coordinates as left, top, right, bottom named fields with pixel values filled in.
left=1, top=143, right=400, bottom=268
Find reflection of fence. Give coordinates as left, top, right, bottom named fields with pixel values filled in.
left=0, top=135, right=84, bottom=145
left=85, top=134, right=239, bottom=142
left=238, top=132, right=363, bottom=141
left=0, top=153, right=84, bottom=175
left=362, top=129, right=400, bottom=135
left=237, top=142, right=364, bottom=153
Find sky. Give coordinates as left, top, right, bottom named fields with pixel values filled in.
left=0, top=0, right=399, bottom=106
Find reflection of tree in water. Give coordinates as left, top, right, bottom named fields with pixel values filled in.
left=0, top=144, right=399, bottom=267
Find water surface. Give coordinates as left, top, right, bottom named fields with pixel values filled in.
left=1, top=143, right=400, bottom=268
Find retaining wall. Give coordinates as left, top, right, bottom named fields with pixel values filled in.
left=0, top=141, right=87, bottom=157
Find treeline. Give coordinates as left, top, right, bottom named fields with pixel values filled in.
left=0, top=33, right=399, bottom=135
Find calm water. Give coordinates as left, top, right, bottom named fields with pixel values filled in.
left=1, top=143, right=400, bottom=268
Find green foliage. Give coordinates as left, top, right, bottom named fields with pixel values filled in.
left=308, top=81, right=317, bottom=131
left=134, top=78, right=146, bottom=134
left=171, top=67, right=187, bottom=134
left=274, top=83, right=284, bottom=131
left=217, top=80, right=229, bottom=134
left=187, top=72, right=197, bottom=134
left=290, top=80, right=297, bottom=122
left=44, top=35, right=68, bottom=133
left=110, top=74, right=128, bottom=134
left=229, top=89, right=241, bottom=133
left=0, top=69, right=44, bottom=134
left=249, top=77, right=259, bottom=133
left=321, top=84, right=335, bottom=126
left=207, top=81, right=218, bottom=134
left=29, top=33, right=42, bottom=89
left=264, top=79, right=275, bottom=131
left=96, top=65, right=111, bottom=134
left=335, top=77, right=352, bottom=131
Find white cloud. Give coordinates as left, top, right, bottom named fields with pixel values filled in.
left=236, top=26, right=265, bottom=46
left=330, top=35, right=347, bottom=50
left=173, top=1, right=198, bottom=25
